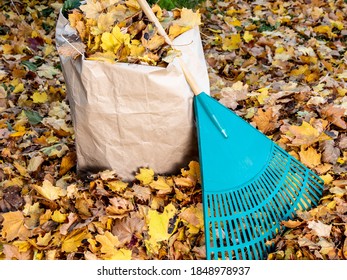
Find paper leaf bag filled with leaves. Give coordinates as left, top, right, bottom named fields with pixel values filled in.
left=55, top=1, right=209, bottom=180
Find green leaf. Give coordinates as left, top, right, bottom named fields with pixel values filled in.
left=21, top=61, right=38, bottom=71
left=62, top=0, right=81, bottom=18
left=148, top=0, right=204, bottom=9
left=24, top=109, right=43, bottom=125
left=40, top=7, right=54, bottom=17
left=257, top=20, right=278, bottom=32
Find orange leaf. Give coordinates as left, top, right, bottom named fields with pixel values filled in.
left=299, top=146, right=321, bottom=168
left=253, top=108, right=278, bottom=134
left=282, top=220, right=304, bottom=229
left=59, top=152, right=77, bottom=176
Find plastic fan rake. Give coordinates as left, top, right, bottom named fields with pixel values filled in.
left=137, top=0, right=325, bottom=260
left=195, top=93, right=324, bottom=259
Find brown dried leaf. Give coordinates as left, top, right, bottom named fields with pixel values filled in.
left=60, top=213, right=79, bottom=236
left=219, top=81, right=248, bottom=109
left=321, top=104, right=347, bottom=129
left=307, top=220, right=332, bottom=238
left=339, top=135, right=347, bottom=149
left=112, top=213, right=145, bottom=244
left=321, top=140, right=340, bottom=164
left=3, top=244, right=33, bottom=260
left=57, top=42, right=86, bottom=59
left=106, top=197, right=134, bottom=216
left=132, top=184, right=151, bottom=201
left=253, top=108, right=278, bottom=134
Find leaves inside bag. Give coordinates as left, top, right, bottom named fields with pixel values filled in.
left=59, top=0, right=201, bottom=66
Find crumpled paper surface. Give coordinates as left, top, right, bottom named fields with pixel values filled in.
left=55, top=11, right=210, bottom=181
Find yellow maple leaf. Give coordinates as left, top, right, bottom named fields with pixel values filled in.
left=107, top=180, right=128, bottom=192
left=39, top=209, right=52, bottom=225
left=87, top=51, right=116, bottom=63
left=101, top=26, right=130, bottom=54
left=314, top=25, right=336, bottom=38
left=135, top=167, right=154, bottom=185
left=9, top=124, right=26, bottom=138
left=222, top=33, right=241, bottom=51
left=100, top=27, right=121, bottom=52
left=173, top=177, right=195, bottom=187
left=1, top=211, right=31, bottom=242
left=152, top=4, right=163, bottom=20
left=12, top=240, right=32, bottom=252
left=95, top=231, right=125, bottom=258
left=61, top=229, right=92, bottom=253
left=305, top=72, right=319, bottom=83
left=290, top=64, right=309, bottom=76
left=125, top=0, right=140, bottom=10
left=36, top=232, right=53, bottom=247
left=12, top=83, right=24, bottom=94
left=51, top=210, right=67, bottom=223
left=288, top=121, right=330, bottom=146
left=147, top=203, right=178, bottom=252
left=149, top=176, right=172, bottom=191
left=299, top=146, right=322, bottom=168
left=106, top=248, right=132, bottom=260
left=33, top=180, right=67, bottom=201
left=80, top=0, right=103, bottom=19
left=181, top=161, right=201, bottom=184
left=91, top=12, right=116, bottom=35
left=255, top=87, right=269, bottom=105
left=32, top=91, right=48, bottom=103
left=129, top=40, right=145, bottom=57
left=243, top=31, right=254, bottom=43
left=168, top=24, right=191, bottom=40
left=320, top=174, right=334, bottom=185
left=331, top=20, right=344, bottom=30
left=43, top=44, right=55, bottom=57
left=174, top=8, right=201, bottom=27
left=225, top=17, right=241, bottom=27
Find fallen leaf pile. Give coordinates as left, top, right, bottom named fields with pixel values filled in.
left=0, top=0, right=346, bottom=260
left=58, top=0, right=201, bottom=66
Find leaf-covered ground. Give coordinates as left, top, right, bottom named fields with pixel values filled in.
left=0, top=0, right=346, bottom=260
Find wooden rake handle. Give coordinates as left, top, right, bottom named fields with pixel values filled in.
left=137, top=0, right=201, bottom=96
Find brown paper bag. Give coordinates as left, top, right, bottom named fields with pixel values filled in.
left=55, top=12, right=210, bottom=181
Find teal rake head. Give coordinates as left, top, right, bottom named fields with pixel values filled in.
left=194, top=92, right=324, bottom=260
